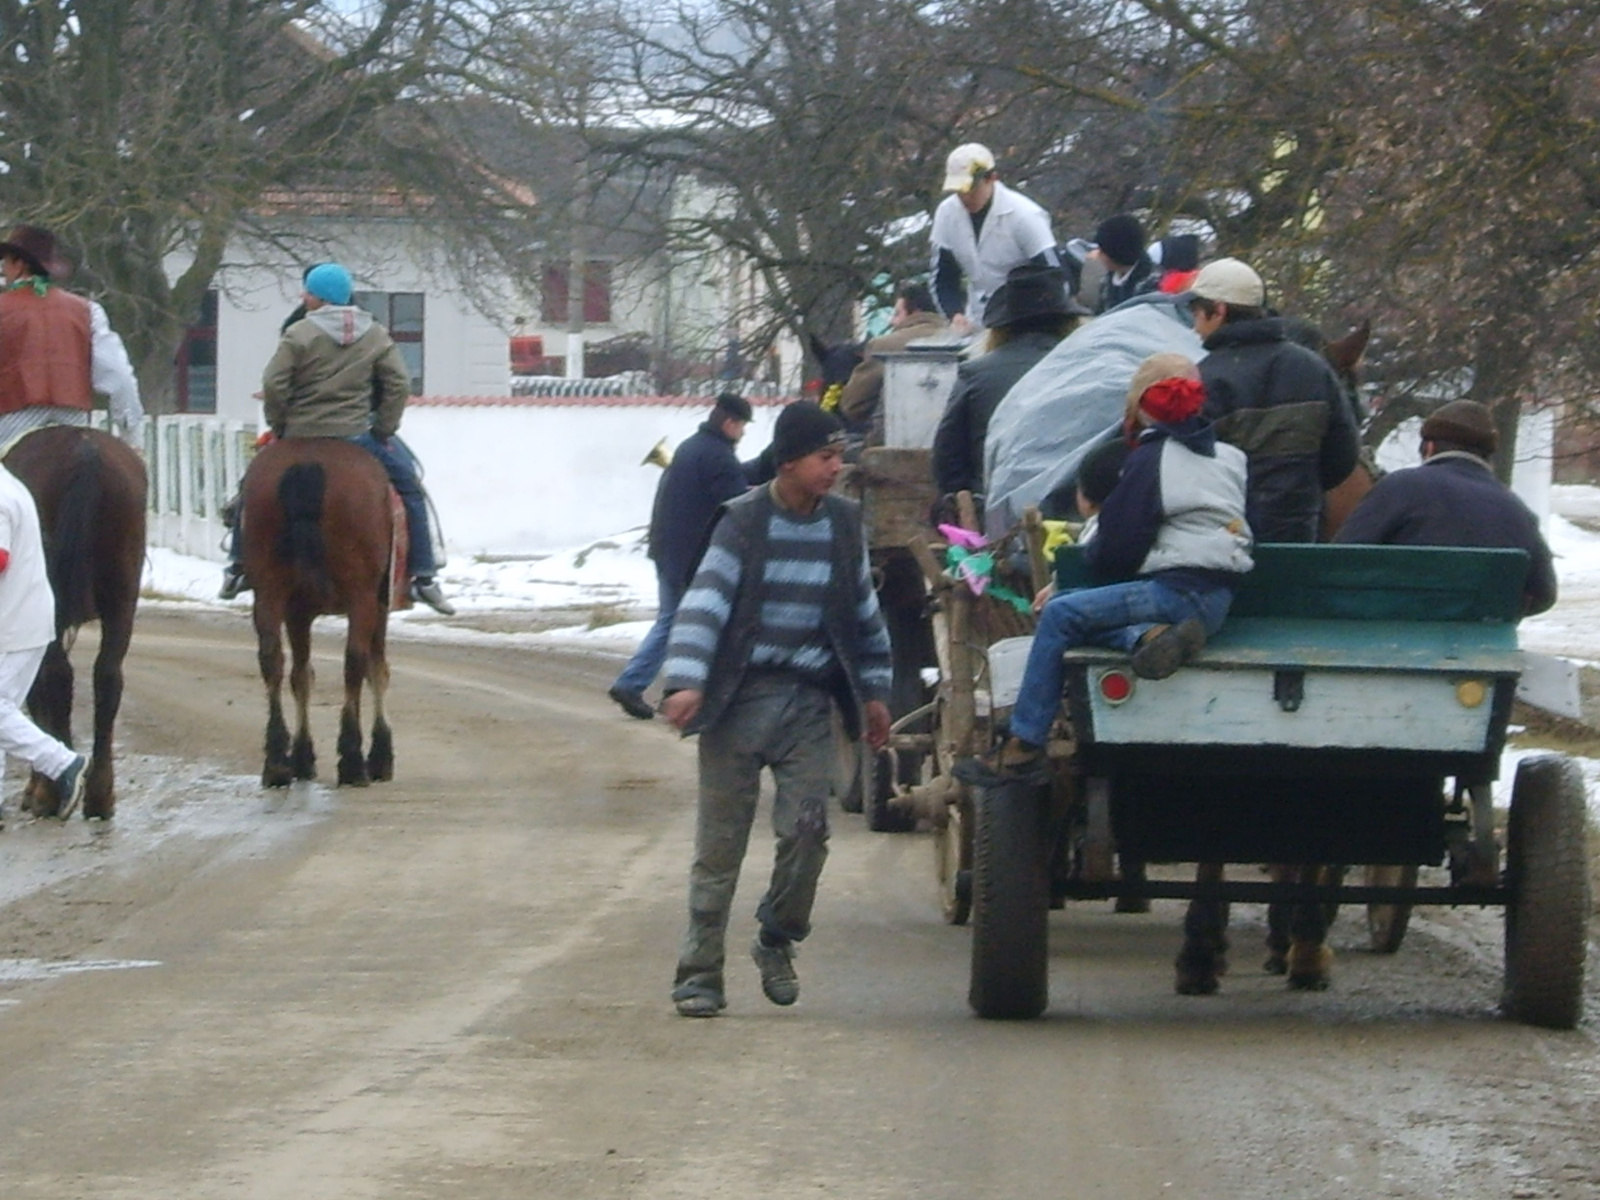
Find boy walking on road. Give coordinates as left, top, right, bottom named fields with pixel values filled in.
left=0, top=463, right=88, bottom=822
left=660, top=402, right=892, bottom=1017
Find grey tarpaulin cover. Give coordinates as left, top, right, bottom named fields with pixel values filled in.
left=982, top=296, right=1203, bottom=535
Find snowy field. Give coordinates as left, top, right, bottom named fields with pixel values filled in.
left=142, top=483, right=1600, bottom=817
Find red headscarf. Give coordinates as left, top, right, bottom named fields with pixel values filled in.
left=1139, top=376, right=1206, bottom=425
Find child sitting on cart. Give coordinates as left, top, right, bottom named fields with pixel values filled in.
left=955, top=352, right=1254, bottom=785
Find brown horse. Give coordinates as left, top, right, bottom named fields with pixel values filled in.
left=241, top=438, right=397, bottom=788
left=3, top=425, right=146, bottom=820
left=1176, top=320, right=1375, bottom=995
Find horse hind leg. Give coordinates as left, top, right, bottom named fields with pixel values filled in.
left=1176, top=862, right=1231, bottom=995
left=84, top=605, right=135, bottom=819
left=257, top=611, right=294, bottom=789
left=365, top=619, right=393, bottom=782
left=286, top=611, right=317, bottom=780
left=1264, top=867, right=1292, bottom=974
left=336, top=618, right=373, bottom=788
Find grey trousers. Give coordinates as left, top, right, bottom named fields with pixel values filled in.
left=672, top=674, right=836, bottom=1001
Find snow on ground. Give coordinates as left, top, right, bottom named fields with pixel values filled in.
left=143, top=484, right=1600, bottom=816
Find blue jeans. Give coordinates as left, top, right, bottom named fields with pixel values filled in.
left=1009, top=578, right=1233, bottom=746
left=350, top=432, right=436, bottom=577
left=614, top=570, right=684, bottom=694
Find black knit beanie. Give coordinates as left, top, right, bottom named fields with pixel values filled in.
left=1093, top=213, right=1146, bottom=268
left=772, top=401, right=845, bottom=464
left=713, top=391, right=753, bottom=422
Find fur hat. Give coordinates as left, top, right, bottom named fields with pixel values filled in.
left=982, top=263, right=1089, bottom=327
left=0, top=225, right=67, bottom=278
left=772, top=401, right=845, bottom=464
left=1092, top=214, right=1146, bottom=268
left=304, top=262, right=354, bottom=306
left=1421, top=400, right=1498, bottom=456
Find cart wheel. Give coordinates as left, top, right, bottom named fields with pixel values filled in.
left=835, top=734, right=864, bottom=814
left=866, top=748, right=919, bottom=833
left=969, top=778, right=1049, bottom=1019
left=1364, top=865, right=1418, bottom=953
left=936, top=793, right=973, bottom=925
left=1503, top=754, right=1590, bottom=1029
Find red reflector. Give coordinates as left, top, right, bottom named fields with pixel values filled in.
left=1099, top=671, right=1133, bottom=703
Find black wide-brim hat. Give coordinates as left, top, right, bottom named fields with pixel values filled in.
left=0, top=224, right=68, bottom=279
left=983, top=263, right=1090, bottom=328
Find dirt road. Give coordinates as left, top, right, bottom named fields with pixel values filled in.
left=2, top=608, right=1599, bottom=1199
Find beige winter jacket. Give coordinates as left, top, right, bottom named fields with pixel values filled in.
left=261, top=306, right=411, bottom=440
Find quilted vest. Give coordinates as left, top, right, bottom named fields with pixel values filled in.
left=0, top=285, right=93, bottom=415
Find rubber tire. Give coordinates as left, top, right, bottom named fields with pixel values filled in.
left=1365, top=864, right=1418, bottom=954
left=867, top=747, right=919, bottom=833
left=1503, top=754, right=1590, bottom=1030
left=969, top=778, right=1049, bottom=1019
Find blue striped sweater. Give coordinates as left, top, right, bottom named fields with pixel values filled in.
left=663, top=499, right=893, bottom=702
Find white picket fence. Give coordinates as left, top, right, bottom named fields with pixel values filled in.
left=142, top=415, right=260, bottom=562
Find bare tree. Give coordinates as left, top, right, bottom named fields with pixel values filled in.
left=0, top=1, right=491, bottom=410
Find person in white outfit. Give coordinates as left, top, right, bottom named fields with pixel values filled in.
left=0, top=463, right=88, bottom=822
left=929, top=143, right=1061, bottom=334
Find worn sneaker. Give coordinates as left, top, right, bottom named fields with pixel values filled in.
left=1131, top=616, right=1207, bottom=681
left=673, top=992, right=726, bottom=1018
left=751, top=938, right=799, bottom=1006
left=218, top=564, right=250, bottom=600
left=608, top=684, right=655, bottom=721
left=53, top=754, right=88, bottom=821
left=952, top=737, right=1049, bottom=787
left=410, top=577, right=456, bottom=616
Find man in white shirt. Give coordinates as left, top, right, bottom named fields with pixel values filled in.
left=0, top=463, right=88, bottom=822
left=0, top=225, right=144, bottom=448
left=929, top=144, right=1061, bottom=334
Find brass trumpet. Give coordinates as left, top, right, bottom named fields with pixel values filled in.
left=641, top=437, right=673, bottom=469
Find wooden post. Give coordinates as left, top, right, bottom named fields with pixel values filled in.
left=1022, top=505, right=1049, bottom=596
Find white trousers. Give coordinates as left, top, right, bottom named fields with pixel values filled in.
left=0, top=645, right=75, bottom=790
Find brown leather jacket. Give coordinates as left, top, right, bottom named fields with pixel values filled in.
left=836, top=310, right=950, bottom=430
left=0, top=284, right=92, bottom=415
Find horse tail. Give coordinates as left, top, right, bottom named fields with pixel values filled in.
left=276, top=462, right=327, bottom=583
left=49, top=439, right=104, bottom=630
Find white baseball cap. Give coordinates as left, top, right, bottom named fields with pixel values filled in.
left=1181, top=257, right=1265, bottom=307
left=942, top=143, right=996, bottom=193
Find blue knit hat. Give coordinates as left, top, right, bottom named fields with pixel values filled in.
left=304, top=262, right=354, bottom=306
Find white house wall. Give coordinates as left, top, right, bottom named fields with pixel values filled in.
left=166, top=219, right=516, bottom=424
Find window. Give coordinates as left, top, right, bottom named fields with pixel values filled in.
left=175, top=289, right=218, bottom=413
left=353, top=291, right=425, bottom=393
left=540, top=261, right=613, bottom=325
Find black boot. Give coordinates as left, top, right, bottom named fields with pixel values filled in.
left=218, top=563, right=250, bottom=600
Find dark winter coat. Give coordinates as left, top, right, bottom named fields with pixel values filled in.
left=1095, top=254, right=1159, bottom=314
left=1085, top=418, right=1253, bottom=592
left=1333, top=452, right=1558, bottom=615
left=1199, top=317, right=1360, bottom=544
left=647, top=420, right=750, bottom=588
left=932, top=331, right=1062, bottom=496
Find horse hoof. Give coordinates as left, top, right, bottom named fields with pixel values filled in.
left=337, top=763, right=371, bottom=788
left=1175, top=971, right=1220, bottom=996
left=1114, top=896, right=1150, bottom=914
left=1263, top=953, right=1287, bottom=975
left=262, top=764, right=294, bottom=789
left=1286, top=943, right=1333, bottom=990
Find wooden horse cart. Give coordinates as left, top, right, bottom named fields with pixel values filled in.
left=948, top=542, right=1589, bottom=1028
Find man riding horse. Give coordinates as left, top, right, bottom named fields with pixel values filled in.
left=0, top=224, right=144, bottom=447
left=219, top=262, right=454, bottom=616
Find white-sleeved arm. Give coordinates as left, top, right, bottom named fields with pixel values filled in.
left=89, top=301, right=144, bottom=441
